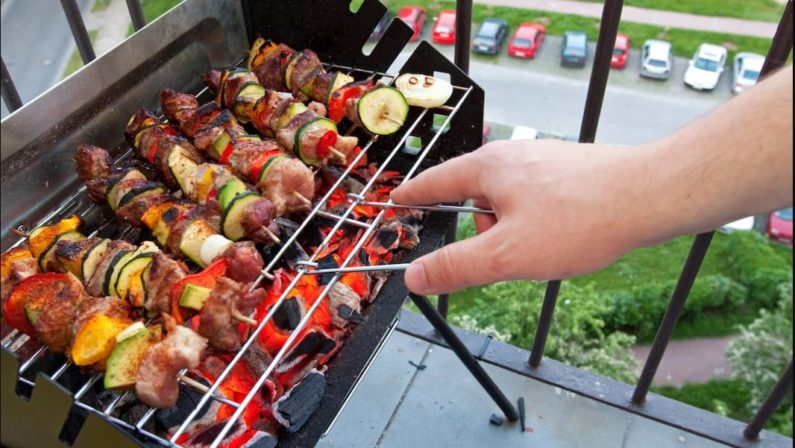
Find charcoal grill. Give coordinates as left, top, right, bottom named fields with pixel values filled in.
left=0, top=0, right=496, bottom=446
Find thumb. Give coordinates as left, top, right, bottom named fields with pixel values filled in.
left=404, top=226, right=507, bottom=295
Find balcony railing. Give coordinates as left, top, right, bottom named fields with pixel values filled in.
left=1, top=0, right=793, bottom=446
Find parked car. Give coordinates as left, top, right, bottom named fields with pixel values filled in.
left=561, top=31, right=588, bottom=67
left=432, top=10, right=456, bottom=44
left=369, top=12, right=392, bottom=40
left=472, top=18, right=508, bottom=55
left=684, top=43, right=727, bottom=91
left=398, top=6, right=426, bottom=42
left=611, top=33, right=630, bottom=69
left=508, top=22, right=546, bottom=59
left=639, top=39, right=673, bottom=79
left=768, top=208, right=793, bottom=244
left=721, top=216, right=755, bottom=233
left=732, top=52, right=764, bottom=94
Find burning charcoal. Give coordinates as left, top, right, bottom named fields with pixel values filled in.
left=375, top=227, right=400, bottom=251
left=327, top=282, right=362, bottom=328
left=273, top=371, right=326, bottom=433
left=315, top=255, right=339, bottom=286
left=274, top=218, right=312, bottom=269
left=281, top=331, right=336, bottom=366
left=155, top=377, right=212, bottom=430
left=272, top=297, right=305, bottom=331
left=185, top=418, right=246, bottom=447
left=242, top=342, right=275, bottom=378
left=338, top=304, right=364, bottom=324
left=242, top=431, right=278, bottom=448
left=275, top=331, right=338, bottom=387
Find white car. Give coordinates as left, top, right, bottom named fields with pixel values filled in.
left=684, top=43, right=727, bottom=91
left=639, top=40, right=673, bottom=79
left=732, top=52, right=764, bottom=94
left=510, top=126, right=538, bottom=140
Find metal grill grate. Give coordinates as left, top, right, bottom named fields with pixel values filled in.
left=1, top=54, right=477, bottom=447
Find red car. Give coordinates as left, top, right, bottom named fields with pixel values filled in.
left=398, top=6, right=426, bottom=42
left=768, top=208, right=793, bottom=244
left=508, top=23, right=546, bottom=59
left=611, top=33, right=630, bottom=69
left=432, top=10, right=456, bottom=44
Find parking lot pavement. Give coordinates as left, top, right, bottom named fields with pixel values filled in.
left=370, top=29, right=735, bottom=145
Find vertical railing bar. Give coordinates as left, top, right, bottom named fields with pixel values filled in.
left=528, top=0, right=624, bottom=368
left=454, top=0, right=472, bottom=74
left=126, top=0, right=147, bottom=31
left=744, top=360, right=794, bottom=439
left=60, top=0, right=96, bottom=64
left=1, top=56, right=23, bottom=113
left=632, top=231, right=714, bottom=402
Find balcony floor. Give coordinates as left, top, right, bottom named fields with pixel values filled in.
left=319, top=323, right=729, bottom=448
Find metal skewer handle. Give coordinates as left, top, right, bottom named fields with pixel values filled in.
left=296, top=261, right=411, bottom=275
left=348, top=196, right=495, bottom=215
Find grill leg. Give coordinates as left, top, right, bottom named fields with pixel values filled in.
left=409, top=293, right=519, bottom=422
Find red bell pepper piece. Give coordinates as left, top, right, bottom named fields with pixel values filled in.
left=219, top=141, right=236, bottom=164
left=317, top=130, right=337, bottom=159
left=3, top=273, right=70, bottom=336
left=169, top=259, right=228, bottom=324
left=249, top=149, right=283, bottom=183
left=146, top=140, right=160, bottom=164
left=328, top=81, right=373, bottom=123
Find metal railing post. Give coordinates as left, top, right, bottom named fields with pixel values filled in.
left=1, top=56, right=23, bottom=113
left=744, top=360, right=794, bottom=439
left=126, top=0, right=147, bottom=32
left=632, top=232, right=714, bottom=403
left=528, top=0, right=624, bottom=367
left=437, top=0, right=473, bottom=319
left=60, top=0, right=96, bottom=64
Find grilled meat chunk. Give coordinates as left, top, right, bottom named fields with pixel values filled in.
left=1, top=246, right=38, bottom=305
left=75, top=144, right=114, bottom=202
left=241, top=198, right=280, bottom=245
left=32, top=274, right=85, bottom=353
left=143, top=252, right=188, bottom=316
left=219, top=242, right=264, bottom=283
left=136, top=314, right=208, bottom=408
left=160, top=88, right=199, bottom=124
left=198, top=277, right=266, bottom=352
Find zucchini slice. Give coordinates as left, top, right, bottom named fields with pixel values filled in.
left=294, top=117, right=337, bottom=165
left=107, top=170, right=147, bottom=211
left=178, top=220, right=216, bottom=267
left=357, top=87, right=409, bottom=135
left=118, top=183, right=167, bottom=208
left=104, top=250, right=134, bottom=297
left=257, top=155, right=287, bottom=185
left=82, top=239, right=110, bottom=282
left=218, top=178, right=248, bottom=210
left=221, top=193, right=260, bottom=241
left=114, top=254, right=153, bottom=308
left=38, top=231, right=85, bottom=272
left=277, top=102, right=307, bottom=131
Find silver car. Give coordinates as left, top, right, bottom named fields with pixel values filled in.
left=640, top=39, right=672, bottom=79
left=732, top=52, right=764, bottom=94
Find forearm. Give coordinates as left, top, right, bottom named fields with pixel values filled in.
left=634, top=65, right=793, bottom=247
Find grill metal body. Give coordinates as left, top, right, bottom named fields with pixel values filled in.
left=0, top=1, right=484, bottom=446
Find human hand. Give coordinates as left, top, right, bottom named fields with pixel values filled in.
left=391, top=139, right=652, bottom=295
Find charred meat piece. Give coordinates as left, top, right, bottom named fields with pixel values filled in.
left=143, top=252, right=188, bottom=316
left=1, top=246, right=39, bottom=305
left=257, top=156, right=315, bottom=216
left=136, top=314, right=208, bottom=408
left=31, top=274, right=86, bottom=353
left=241, top=198, right=281, bottom=245
left=218, top=242, right=264, bottom=283
left=160, top=88, right=199, bottom=124
left=116, top=194, right=177, bottom=227
left=198, top=277, right=266, bottom=352
left=75, top=144, right=114, bottom=202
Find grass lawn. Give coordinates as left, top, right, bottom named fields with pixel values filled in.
left=127, top=0, right=183, bottom=35
left=582, top=0, right=786, bottom=23
left=91, top=0, right=112, bottom=13
left=382, top=0, right=774, bottom=61
left=448, top=216, right=793, bottom=341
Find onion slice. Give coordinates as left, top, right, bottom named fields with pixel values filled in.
left=394, top=74, right=453, bottom=109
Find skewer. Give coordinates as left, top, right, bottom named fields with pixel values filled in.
left=231, top=311, right=258, bottom=326
left=293, top=191, right=313, bottom=207
left=382, top=114, right=404, bottom=126
left=347, top=196, right=495, bottom=215
left=261, top=226, right=281, bottom=245
left=179, top=375, right=211, bottom=394
left=297, top=263, right=411, bottom=276
left=330, top=148, right=347, bottom=162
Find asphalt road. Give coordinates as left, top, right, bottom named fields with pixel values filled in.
left=376, top=30, right=735, bottom=145
left=1, top=0, right=93, bottom=118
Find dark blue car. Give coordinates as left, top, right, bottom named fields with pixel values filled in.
left=561, top=31, right=588, bottom=67
left=472, top=18, right=509, bottom=55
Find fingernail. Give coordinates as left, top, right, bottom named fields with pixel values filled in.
left=405, top=262, right=430, bottom=294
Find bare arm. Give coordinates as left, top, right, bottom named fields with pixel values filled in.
left=391, top=65, right=793, bottom=295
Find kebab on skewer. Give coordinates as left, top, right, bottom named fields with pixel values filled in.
left=1, top=247, right=208, bottom=408
left=76, top=144, right=270, bottom=275
left=245, top=39, right=409, bottom=135
left=127, top=108, right=315, bottom=217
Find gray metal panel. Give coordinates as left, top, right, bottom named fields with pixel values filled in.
left=0, top=0, right=247, bottom=250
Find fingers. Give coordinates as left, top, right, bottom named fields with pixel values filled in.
left=404, top=225, right=509, bottom=295
left=472, top=199, right=497, bottom=233
left=391, top=151, right=485, bottom=206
